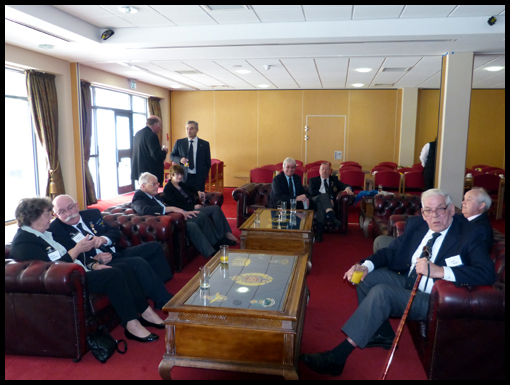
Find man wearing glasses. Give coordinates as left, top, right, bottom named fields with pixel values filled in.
left=49, top=194, right=174, bottom=309
left=301, top=188, right=495, bottom=377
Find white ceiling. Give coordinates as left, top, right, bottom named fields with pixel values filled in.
left=5, top=5, right=506, bottom=91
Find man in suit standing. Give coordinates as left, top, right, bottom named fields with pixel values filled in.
left=131, top=116, right=168, bottom=186
left=308, top=162, right=354, bottom=241
left=170, top=120, right=211, bottom=192
left=269, top=157, right=310, bottom=210
left=50, top=194, right=174, bottom=310
left=301, top=189, right=495, bottom=376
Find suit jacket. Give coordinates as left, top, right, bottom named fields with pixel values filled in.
left=49, top=209, right=122, bottom=260
left=269, top=172, right=308, bottom=208
left=10, top=228, right=74, bottom=263
left=131, top=189, right=166, bottom=216
left=467, top=212, right=494, bottom=250
left=131, top=126, right=167, bottom=183
left=308, top=175, right=351, bottom=200
left=163, top=182, right=198, bottom=212
left=366, top=215, right=495, bottom=288
left=170, top=137, right=211, bottom=189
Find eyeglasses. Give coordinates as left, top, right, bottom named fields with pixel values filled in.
left=145, top=182, right=159, bottom=187
left=422, top=204, right=449, bottom=217
left=55, top=203, right=77, bottom=216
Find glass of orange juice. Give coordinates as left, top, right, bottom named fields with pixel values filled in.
left=351, top=263, right=364, bottom=285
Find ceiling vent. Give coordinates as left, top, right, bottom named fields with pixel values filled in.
left=175, top=70, right=202, bottom=75
left=381, top=67, right=411, bottom=73
left=201, top=5, right=251, bottom=11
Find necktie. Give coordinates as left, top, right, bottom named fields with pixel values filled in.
left=188, top=141, right=195, bottom=170
left=323, top=178, right=329, bottom=192
left=404, top=232, right=441, bottom=289
left=288, top=176, right=294, bottom=196
left=76, top=223, right=92, bottom=237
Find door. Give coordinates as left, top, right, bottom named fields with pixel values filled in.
left=115, top=112, right=134, bottom=194
left=305, top=115, right=346, bottom=170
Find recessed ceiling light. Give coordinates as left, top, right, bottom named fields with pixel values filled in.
left=485, top=66, right=504, bottom=72
left=119, top=6, right=138, bottom=14
left=352, top=83, right=364, bottom=88
left=355, top=68, right=372, bottom=73
left=236, top=70, right=251, bottom=74
left=258, top=84, right=270, bottom=88
left=38, top=44, right=54, bottom=49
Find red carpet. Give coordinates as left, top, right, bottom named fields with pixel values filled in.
left=6, top=188, right=502, bottom=380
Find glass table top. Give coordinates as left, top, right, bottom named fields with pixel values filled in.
left=241, top=209, right=310, bottom=231
left=184, top=253, right=298, bottom=311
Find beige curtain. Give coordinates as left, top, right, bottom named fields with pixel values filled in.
left=80, top=81, right=97, bottom=205
left=148, top=97, right=162, bottom=142
left=25, top=70, right=65, bottom=197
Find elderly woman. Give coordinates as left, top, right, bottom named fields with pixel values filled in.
left=163, top=164, right=238, bottom=246
left=10, top=197, right=163, bottom=343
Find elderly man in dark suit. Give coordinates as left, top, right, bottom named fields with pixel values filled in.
left=170, top=120, right=211, bottom=192
left=301, top=188, right=495, bottom=376
left=308, top=162, right=354, bottom=241
left=269, top=157, right=310, bottom=210
left=131, top=115, right=168, bottom=186
left=49, top=194, right=173, bottom=311
left=461, top=187, right=494, bottom=250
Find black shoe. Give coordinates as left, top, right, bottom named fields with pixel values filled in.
left=300, top=351, right=345, bottom=376
left=315, top=232, right=323, bottom=242
left=365, top=334, right=395, bottom=350
left=139, top=317, right=165, bottom=329
left=124, top=329, right=159, bottom=342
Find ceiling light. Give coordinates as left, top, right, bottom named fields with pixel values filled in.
left=352, top=83, right=364, bottom=88
left=119, top=6, right=138, bottom=14
left=38, top=44, right=54, bottom=49
left=355, top=68, right=372, bottom=73
left=485, top=66, right=504, bottom=72
left=258, top=84, right=270, bottom=88
left=236, top=70, right=251, bottom=74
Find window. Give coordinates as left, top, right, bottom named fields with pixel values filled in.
left=90, top=87, right=148, bottom=199
left=5, top=68, right=47, bottom=223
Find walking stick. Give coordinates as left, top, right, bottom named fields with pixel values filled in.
left=380, top=246, right=432, bottom=380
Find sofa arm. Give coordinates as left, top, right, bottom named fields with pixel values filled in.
left=334, top=192, right=355, bottom=233
left=204, top=191, right=224, bottom=207
left=429, top=280, right=505, bottom=321
left=233, top=183, right=261, bottom=227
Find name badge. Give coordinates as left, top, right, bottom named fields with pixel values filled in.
left=72, top=232, right=86, bottom=243
left=445, top=255, right=463, bottom=267
left=48, top=250, right=61, bottom=261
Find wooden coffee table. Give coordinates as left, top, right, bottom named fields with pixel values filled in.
left=159, top=250, right=309, bottom=380
left=239, top=208, right=314, bottom=256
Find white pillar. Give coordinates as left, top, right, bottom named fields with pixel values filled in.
left=399, top=88, right=418, bottom=167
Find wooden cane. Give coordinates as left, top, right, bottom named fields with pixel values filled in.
left=380, top=247, right=431, bottom=380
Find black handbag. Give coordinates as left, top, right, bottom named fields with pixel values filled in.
left=86, top=325, right=127, bottom=363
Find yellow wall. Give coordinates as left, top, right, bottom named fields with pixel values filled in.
left=414, top=89, right=505, bottom=169
left=171, top=89, right=403, bottom=187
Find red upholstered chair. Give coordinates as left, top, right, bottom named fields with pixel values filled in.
left=412, top=163, right=424, bottom=172
left=340, top=161, right=360, bottom=168
left=260, top=164, right=279, bottom=172
left=295, top=160, right=304, bottom=167
left=339, top=166, right=363, bottom=173
left=396, top=167, right=414, bottom=174
left=306, top=166, right=320, bottom=181
left=339, top=170, right=365, bottom=194
left=340, top=163, right=362, bottom=171
left=483, top=167, right=505, bottom=176
left=205, top=159, right=224, bottom=193
left=250, top=168, right=275, bottom=183
left=376, top=161, right=398, bottom=169
left=374, top=170, right=402, bottom=193
left=371, top=165, right=394, bottom=174
left=275, top=162, right=284, bottom=171
left=402, top=171, right=425, bottom=196
left=472, top=164, right=491, bottom=171
left=163, top=161, right=172, bottom=187
left=305, top=160, right=330, bottom=170
left=465, top=168, right=482, bottom=177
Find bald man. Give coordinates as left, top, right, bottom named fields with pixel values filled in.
left=131, top=115, right=168, bottom=186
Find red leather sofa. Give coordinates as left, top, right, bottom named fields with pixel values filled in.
left=371, top=193, right=422, bottom=238
left=232, top=182, right=354, bottom=233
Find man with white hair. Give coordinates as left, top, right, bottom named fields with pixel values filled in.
left=269, top=157, right=310, bottom=210
left=461, top=187, right=494, bottom=250
left=49, top=194, right=174, bottom=309
left=301, top=188, right=495, bottom=377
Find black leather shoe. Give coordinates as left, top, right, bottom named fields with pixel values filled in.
left=365, top=334, right=395, bottom=350
left=315, top=232, right=323, bottom=242
left=300, top=351, right=344, bottom=376
left=124, top=329, right=159, bottom=342
left=139, top=317, right=165, bottom=329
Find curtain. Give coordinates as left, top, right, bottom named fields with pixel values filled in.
left=25, top=70, right=65, bottom=197
left=80, top=81, right=97, bottom=205
left=148, top=97, right=162, bottom=142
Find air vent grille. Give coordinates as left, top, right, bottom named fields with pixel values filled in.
left=381, top=67, right=411, bottom=73
left=175, top=70, right=202, bottom=75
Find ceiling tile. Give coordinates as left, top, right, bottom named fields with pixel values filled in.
left=353, top=5, right=405, bottom=20
left=449, top=5, right=506, bottom=17
left=254, top=9, right=305, bottom=23
left=400, top=5, right=458, bottom=18
left=303, top=6, right=352, bottom=21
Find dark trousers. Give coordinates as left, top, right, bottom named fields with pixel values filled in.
left=86, top=263, right=149, bottom=327
left=341, top=268, right=430, bottom=348
left=119, top=242, right=173, bottom=282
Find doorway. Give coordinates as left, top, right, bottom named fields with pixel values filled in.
left=305, top=115, right=346, bottom=170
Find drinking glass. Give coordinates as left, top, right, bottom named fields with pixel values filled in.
left=378, top=185, right=383, bottom=193
left=276, top=204, right=283, bottom=222
left=350, top=263, right=364, bottom=285
left=199, top=266, right=210, bottom=289
left=220, top=245, right=229, bottom=264
left=290, top=198, right=297, bottom=214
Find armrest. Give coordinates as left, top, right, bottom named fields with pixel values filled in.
left=233, top=183, right=261, bottom=227
left=429, top=280, right=505, bottom=321
left=5, top=259, right=87, bottom=295
left=204, top=191, right=224, bottom=207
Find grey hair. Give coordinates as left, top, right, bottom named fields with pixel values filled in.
left=469, top=187, right=492, bottom=212
left=283, top=157, right=296, bottom=168
left=421, top=188, right=453, bottom=207
left=139, top=172, right=157, bottom=185
left=186, top=120, right=198, bottom=129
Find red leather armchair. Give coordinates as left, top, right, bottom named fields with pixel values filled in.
left=371, top=193, right=422, bottom=238
left=5, top=249, right=120, bottom=361
left=391, top=218, right=505, bottom=380
left=232, top=183, right=354, bottom=233
left=102, top=192, right=224, bottom=272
